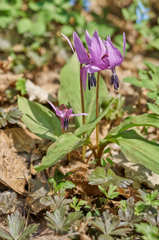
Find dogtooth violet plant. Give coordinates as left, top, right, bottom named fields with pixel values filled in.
left=18, top=30, right=159, bottom=175
left=62, top=30, right=126, bottom=151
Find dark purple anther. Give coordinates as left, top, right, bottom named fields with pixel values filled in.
left=64, top=118, right=69, bottom=130
left=88, top=73, right=96, bottom=90
left=111, top=70, right=119, bottom=90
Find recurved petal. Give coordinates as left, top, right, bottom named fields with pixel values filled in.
left=73, top=32, right=89, bottom=64
left=48, top=101, right=63, bottom=118
left=85, top=30, right=92, bottom=50
left=70, top=113, right=88, bottom=117
left=105, top=37, right=123, bottom=68
left=90, top=31, right=106, bottom=60
left=61, top=33, right=74, bottom=53
left=86, top=64, right=102, bottom=73
left=123, top=32, right=126, bottom=57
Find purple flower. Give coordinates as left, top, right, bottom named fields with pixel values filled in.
left=48, top=101, right=88, bottom=131
left=104, top=32, right=126, bottom=90
left=62, top=31, right=126, bottom=90
left=62, top=31, right=109, bottom=90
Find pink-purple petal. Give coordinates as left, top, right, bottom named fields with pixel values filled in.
left=48, top=101, right=57, bottom=112
left=123, top=32, right=126, bottom=56
left=85, top=30, right=92, bottom=51
left=73, top=32, right=89, bottom=64
left=66, top=109, right=73, bottom=117
left=105, top=37, right=123, bottom=69
left=90, top=31, right=106, bottom=60
left=70, top=113, right=88, bottom=117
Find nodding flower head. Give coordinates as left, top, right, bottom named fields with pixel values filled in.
left=48, top=101, right=88, bottom=131
left=62, top=31, right=126, bottom=91
left=104, top=32, right=126, bottom=90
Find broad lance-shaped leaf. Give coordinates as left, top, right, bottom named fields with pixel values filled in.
left=35, top=133, right=84, bottom=171
left=107, top=113, right=159, bottom=138
left=58, top=54, right=110, bottom=126
left=18, top=97, right=61, bottom=141
left=116, top=130, right=159, bottom=175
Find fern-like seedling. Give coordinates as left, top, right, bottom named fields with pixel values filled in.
left=0, top=210, right=39, bottom=240
left=135, top=222, right=159, bottom=240
left=91, top=210, right=131, bottom=240
left=119, top=197, right=141, bottom=228
left=0, top=108, right=22, bottom=128
left=45, top=205, right=82, bottom=234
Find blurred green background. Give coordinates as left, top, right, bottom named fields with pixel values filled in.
left=0, top=0, right=159, bottom=73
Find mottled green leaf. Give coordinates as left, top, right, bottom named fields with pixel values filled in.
left=116, top=130, right=159, bottom=174
left=18, top=96, right=61, bottom=141
left=35, top=133, right=83, bottom=171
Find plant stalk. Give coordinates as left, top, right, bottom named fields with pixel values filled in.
left=80, top=64, right=86, bottom=161
left=96, top=72, right=100, bottom=153
left=80, top=64, right=86, bottom=125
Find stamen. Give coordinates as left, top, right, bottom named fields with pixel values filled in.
left=111, top=70, right=119, bottom=90
left=64, top=118, right=69, bottom=130
left=88, top=73, right=96, bottom=90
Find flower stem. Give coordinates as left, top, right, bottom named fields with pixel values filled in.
left=80, top=64, right=86, bottom=161
left=96, top=72, right=100, bottom=153
left=80, top=64, right=85, bottom=125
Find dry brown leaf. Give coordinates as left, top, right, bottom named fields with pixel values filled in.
left=0, top=128, right=40, bottom=194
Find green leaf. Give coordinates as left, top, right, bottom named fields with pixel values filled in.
left=135, top=223, right=159, bottom=240
left=0, top=228, right=13, bottom=240
left=18, top=224, right=39, bottom=240
left=30, top=21, right=46, bottom=36
left=17, top=18, right=31, bottom=34
left=58, top=54, right=110, bottom=126
left=149, top=38, right=159, bottom=50
left=18, top=97, right=61, bottom=141
left=56, top=181, right=75, bottom=192
left=147, top=103, right=159, bottom=115
left=35, top=133, right=83, bottom=171
left=106, top=113, right=159, bottom=138
left=116, top=130, right=159, bottom=174
left=8, top=211, right=25, bottom=240
left=123, top=76, right=143, bottom=88
left=61, top=25, right=73, bottom=36
left=16, top=78, right=27, bottom=95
